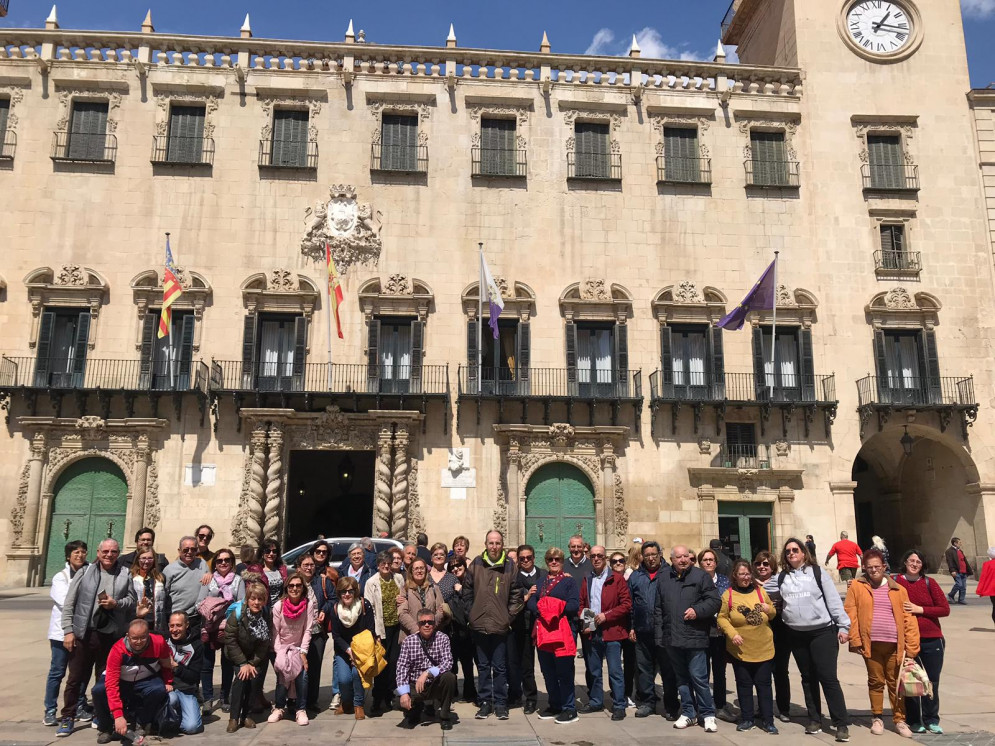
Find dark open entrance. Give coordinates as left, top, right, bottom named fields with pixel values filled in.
left=286, top=450, right=375, bottom=549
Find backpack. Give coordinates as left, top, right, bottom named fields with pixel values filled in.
left=217, top=600, right=244, bottom=637
left=777, top=564, right=835, bottom=619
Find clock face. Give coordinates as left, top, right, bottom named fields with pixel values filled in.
left=846, top=1, right=913, bottom=55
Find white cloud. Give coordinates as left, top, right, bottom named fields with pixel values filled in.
left=582, top=26, right=710, bottom=61
left=584, top=28, right=616, bottom=56
left=962, top=0, right=995, bottom=19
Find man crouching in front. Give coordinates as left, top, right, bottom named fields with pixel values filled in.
left=396, top=607, right=459, bottom=731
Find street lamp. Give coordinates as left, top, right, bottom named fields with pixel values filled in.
left=338, top=454, right=354, bottom=492
left=900, top=426, right=914, bottom=458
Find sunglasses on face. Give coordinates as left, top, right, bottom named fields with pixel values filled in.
left=197, top=534, right=211, bottom=540
left=340, top=590, right=355, bottom=596
left=754, top=561, right=771, bottom=567
left=786, top=547, right=802, bottom=555
left=548, top=557, right=563, bottom=564
left=314, top=549, right=328, bottom=555
left=264, top=549, right=278, bottom=555
left=180, top=548, right=196, bottom=554
left=418, top=620, right=435, bottom=627
left=610, top=559, right=625, bottom=565
left=519, top=555, right=534, bottom=561
left=287, top=583, right=304, bottom=589
left=590, top=553, right=606, bottom=559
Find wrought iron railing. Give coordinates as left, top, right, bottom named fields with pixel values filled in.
left=650, top=370, right=837, bottom=404
left=873, top=250, right=921, bottom=273
left=209, top=361, right=449, bottom=395
left=458, top=366, right=641, bottom=399
left=856, top=375, right=976, bottom=408
left=861, top=163, right=919, bottom=191
left=370, top=143, right=429, bottom=173
left=151, top=134, right=215, bottom=165
left=715, top=443, right=772, bottom=470
left=0, top=128, right=14, bottom=160
left=471, top=147, right=527, bottom=177
left=0, top=356, right=209, bottom=393
left=51, top=131, right=117, bottom=163
left=258, top=138, right=318, bottom=169
left=567, top=151, right=622, bottom=181
left=656, top=155, right=712, bottom=184
left=745, top=159, right=800, bottom=188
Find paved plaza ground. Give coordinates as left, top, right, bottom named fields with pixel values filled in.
left=0, top=581, right=992, bottom=746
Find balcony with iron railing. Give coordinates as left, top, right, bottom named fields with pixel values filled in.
left=51, top=131, right=117, bottom=163
left=258, top=138, right=318, bottom=169
left=713, top=443, right=772, bottom=470
left=567, top=151, right=622, bottom=181
left=0, top=129, right=14, bottom=160
left=861, top=163, right=919, bottom=192
left=745, top=159, right=800, bottom=188
left=873, top=250, right=922, bottom=275
left=471, top=147, right=527, bottom=178
left=151, top=134, right=215, bottom=166
left=856, top=374, right=978, bottom=437
left=656, top=155, right=712, bottom=185
left=371, top=143, right=428, bottom=173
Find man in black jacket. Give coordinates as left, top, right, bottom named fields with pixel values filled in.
left=119, top=527, right=168, bottom=573
left=165, top=612, right=204, bottom=735
left=507, top=544, right=545, bottom=714
left=654, top=545, right=721, bottom=732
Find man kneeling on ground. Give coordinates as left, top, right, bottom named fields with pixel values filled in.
left=165, top=611, right=204, bottom=735
left=396, top=607, right=459, bottom=731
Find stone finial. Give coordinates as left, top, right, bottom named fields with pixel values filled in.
left=141, top=9, right=154, bottom=34
left=714, top=40, right=727, bottom=62
left=240, top=13, right=252, bottom=39
left=446, top=23, right=457, bottom=48
left=628, top=33, right=641, bottom=58
left=540, top=30, right=550, bottom=54
left=45, top=5, right=59, bottom=30
left=345, top=19, right=355, bottom=43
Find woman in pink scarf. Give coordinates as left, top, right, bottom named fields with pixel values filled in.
left=268, top=571, right=315, bottom=726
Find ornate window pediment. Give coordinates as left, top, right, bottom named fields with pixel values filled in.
left=748, top=286, right=819, bottom=329
left=652, top=282, right=727, bottom=325
left=461, top=280, right=535, bottom=322
left=240, top=270, right=319, bottom=318
left=866, top=287, right=940, bottom=329
left=559, top=280, right=632, bottom=322
left=852, top=115, right=918, bottom=165
left=131, top=269, right=212, bottom=352
left=367, top=98, right=432, bottom=146
left=358, top=275, right=434, bottom=320
left=24, top=265, right=108, bottom=349
left=737, top=113, right=800, bottom=160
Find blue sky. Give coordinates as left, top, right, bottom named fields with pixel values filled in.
left=3, top=0, right=995, bottom=87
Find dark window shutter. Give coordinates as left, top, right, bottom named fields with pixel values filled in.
left=68, top=101, right=109, bottom=160
left=481, top=118, right=515, bottom=175
left=664, top=127, right=699, bottom=182
left=565, top=321, right=578, bottom=385
left=466, top=318, right=479, bottom=394
left=868, top=134, right=903, bottom=189
left=34, top=311, right=56, bottom=386
left=167, top=105, right=205, bottom=163
left=920, top=329, right=942, bottom=404
left=273, top=109, right=308, bottom=167
left=0, top=99, right=8, bottom=139
left=752, top=326, right=767, bottom=399
left=139, top=313, right=158, bottom=388
left=72, top=312, right=91, bottom=387
left=367, top=318, right=381, bottom=385
left=291, top=316, right=308, bottom=390
left=660, top=325, right=673, bottom=397
left=177, top=313, right=196, bottom=385
left=799, top=328, right=815, bottom=401
left=615, top=323, right=629, bottom=396
left=575, top=122, right=609, bottom=178
left=751, top=130, right=787, bottom=186
left=410, top=320, right=424, bottom=392
left=382, top=114, right=417, bottom=170
left=517, top=321, right=530, bottom=387
left=873, top=330, right=890, bottom=403
left=241, top=313, right=258, bottom=380
left=709, top=325, right=725, bottom=399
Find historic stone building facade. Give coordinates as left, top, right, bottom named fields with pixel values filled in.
left=2, top=0, right=994, bottom=586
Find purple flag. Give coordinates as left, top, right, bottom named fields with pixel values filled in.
left=717, top=259, right=777, bottom=331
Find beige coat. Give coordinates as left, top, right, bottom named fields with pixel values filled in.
left=397, top=582, right=445, bottom=644
left=363, top=572, right=405, bottom=639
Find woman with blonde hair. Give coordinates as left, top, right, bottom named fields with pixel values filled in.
left=398, top=557, right=445, bottom=643
left=625, top=546, right=642, bottom=580
left=130, top=547, right=165, bottom=631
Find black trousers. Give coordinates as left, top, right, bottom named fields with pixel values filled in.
left=905, top=637, right=944, bottom=727
left=404, top=671, right=457, bottom=721
left=373, top=624, right=401, bottom=705
left=305, top=633, right=327, bottom=710
left=731, top=658, right=774, bottom=725
left=62, top=630, right=115, bottom=719
left=789, top=625, right=849, bottom=727
left=622, top=637, right=636, bottom=699
left=706, top=635, right=728, bottom=709
left=450, top=627, right=477, bottom=702
left=633, top=634, right=679, bottom=716
left=771, top=617, right=792, bottom=715
left=507, top=623, right=537, bottom=705
left=229, top=669, right=262, bottom=723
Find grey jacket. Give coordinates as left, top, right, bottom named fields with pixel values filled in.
left=62, top=562, right=136, bottom=638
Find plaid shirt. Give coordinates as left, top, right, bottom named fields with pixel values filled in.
left=394, top=630, right=453, bottom=695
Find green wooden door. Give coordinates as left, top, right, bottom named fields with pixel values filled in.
left=43, top=459, right=128, bottom=581
left=717, top=501, right=772, bottom=563
left=525, top=463, right=595, bottom=559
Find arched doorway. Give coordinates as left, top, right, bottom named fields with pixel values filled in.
left=44, top=458, right=128, bottom=581
left=852, top=427, right=980, bottom=571
left=525, top=463, right=595, bottom=558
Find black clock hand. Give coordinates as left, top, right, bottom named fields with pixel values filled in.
left=874, top=23, right=908, bottom=32
left=873, top=11, right=892, bottom=32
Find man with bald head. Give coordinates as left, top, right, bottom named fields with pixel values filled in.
left=466, top=530, right=524, bottom=720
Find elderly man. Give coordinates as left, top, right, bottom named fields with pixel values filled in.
left=580, top=545, right=632, bottom=720
left=396, top=607, right=459, bottom=730
left=402, top=542, right=419, bottom=571
left=57, top=538, right=136, bottom=737
left=340, top=542, right=373, bottom=591
left=467, top=530, right=523, bottom=720
left=162, top=536, right=209, bottom=637
left=165, top=611, right=204, bottom=735
left=654, top=545, right=721, bottom=732
left=508, top=544, right=545, bottom=714
left=564, top=535, right=594, bottom=665
left=119, top=528, right=168, bottom=572
left=92, top=619, right=173, bottom=744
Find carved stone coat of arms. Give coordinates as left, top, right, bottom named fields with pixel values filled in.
left=301, top=184, right=383, bottom=270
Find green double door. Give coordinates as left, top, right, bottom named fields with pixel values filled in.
left=717, top=501, right=772, bottom=563
left=43, top=459, right=128, bottom=581
left=525, top=463, right=596, bottom=559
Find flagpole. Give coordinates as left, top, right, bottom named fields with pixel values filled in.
left=326, top=244, right=334, bottom=391
left=478, top=242, right=484, bottom=393
left=166, top=232, right=176, bottom=390
left=769, top=250, right=779, bottom=400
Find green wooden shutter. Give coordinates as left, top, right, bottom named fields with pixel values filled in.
left=273, top=109, right=308, bottom=167
left=35, top=311, right=56, bottom=386
left=291, top=316, right=308, bottom=391
left=139, top=313, right=158, bottom=389
left=241, top=313, right=258, bottom=383
left=751, top=130, right=787, bottom=186
left=409, top=320, right=425, bottom=392
left=660, top=326, right=673, bottom=397
left=466, top=318, right=479, bottom=394
left=615, top=323, right=629, bottom=396
left=382, top=114, right=417, bottom=171
left=68, top=101, right=109, bottom=160
left=167, top=105, right=205, bottom=163
left=517, top=321, right=530, bottom=392
left=873, top=330, right=890, bottom=403
left=575, top=122, right=609, bottom=178
left=709, top=326, right=725, bottom=399
left=71, top=312, right=91, bottom=388
left=752, top=326, right=767, bottom=399
left=565, top=321, right=578, bottom=388
left=177, top=313, right=196, bottom=387
left=868, top=134, right=903, bottom=189
left=481, top=118, right=515, bottom=176
left=920, top=329, right=942, bottom=404
left=799, top=328, right=815, bottom=401
left=367, top=318, right=381, bottom=389
left=664, top=127, right=699, bottom=182
left=0, top=98, right=8, bottom=144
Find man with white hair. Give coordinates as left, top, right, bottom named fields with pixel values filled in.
left=162, top=536, right=209, bottom=637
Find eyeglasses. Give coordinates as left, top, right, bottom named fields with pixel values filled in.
left=754, top=561, right=771, bottom=567
left=547, top=557, right=564, bottom=564
left=313, top=549, right=328, bottom=555
left=197, top=534, right=211, bottom=540
left=139, top=557, right=154, bottom=563
left=287, top=583, right=304, bottom=589
left=180, top=548, right=196, bottom=554
left=786, top=547, right=802, bottom=555
left=99, top=550, right=119, bottom=555
left=418, top=620, right=435, bottom=627
left=264, top=549, right=278, bottom=555
left=610, top=559, right=626, bottom=565
left=589, top=553, right=606, bottom=559
left=340, top=589, right=355, bottom=596
left=643, top=552, right=660, bottom=559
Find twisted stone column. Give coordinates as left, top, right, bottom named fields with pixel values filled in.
left=374, top=426, right=393, bottom=537
left=390, top=428, right=409, bottom=539
left=264, top=425, right=283, bottom=541
left=246, top=425, right=268, bottom=544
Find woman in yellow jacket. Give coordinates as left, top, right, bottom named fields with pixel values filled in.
left=844, top=548, right=920, bottom=739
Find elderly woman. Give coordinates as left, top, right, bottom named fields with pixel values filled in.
left=845, top=548, right=919, bottom=738
left=698, top=546, right=732, bottom=722
left=224, top=583, right=270, bottom=733
left=429, top=543, right=457, bottom=601
left=753, top=550, right=792, bottom=723
left=330, top=576, right=375, bottom=719
left=364, top=550, right=405, bottom=714
left=267, top=571, right=315, bottom=726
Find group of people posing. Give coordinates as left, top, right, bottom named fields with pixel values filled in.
left=42, top=523, right=990, bottom=742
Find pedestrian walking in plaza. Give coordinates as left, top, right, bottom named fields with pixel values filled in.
left=806, top=535, right=818, bottom=560
left=780, top=538, right=851, bottom=742
left=199, top=548, right=244, bottom=713
left=164, top=611, right=205, bottom=735
left=508, top=544, right=544, bottom=713
left=529, top=546, right=580, bottom=724
left=396, top=607, right=460, bottom=730
left=654, top=545, right=722, bottom=732
left=58, top=538, right=136, bottom=737
left=91, top=619, right=171, bottom=744
left=718, top=560, right=778, bottom=734
left=118, top=528, right=168, bottom=573
left=297, top=551, right=336, bottom=712
left=627, top=540, right=679, bottom=720
left=612, top=550, right=637, bottom=707
left=162, top=536, right=210, bottom=637
left=267, top=571, right=315, bottom=726
left=44, top=540, right=90, bottom=727
left=248, top=539, right=288, bottom=607
left=398, top=557, right=446, bottom=644
left=447, top=557, right=478, bottom=703
left=195, top=525, right=216, bottom=565
left=844, top=548, right=920, bottom=738
left=699, top=546, right=734, bottom=721
left=579, top=545, right=632, bottom=720
left=944, top=537, right=972, bottom=605
left=364, top=550, right=405, bottom=714
left=752, top=550, right=792, bottom=722
left=825, top=531, right=862, bottom=583
left=466, top=529, right=523, bottom=720
left=894, top=549, right=950, bottom=734
left=330, top=576, right=375, bottom=719
left=224, top=583, right=271, bottom=732
left=977, top=547, right=995, bottom=626
left=129, top=548, right=165, bottom=633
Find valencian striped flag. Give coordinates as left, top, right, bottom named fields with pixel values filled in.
left=326, top=242, right=344, bottom=339
left=157, top=235, right=183, bottom=338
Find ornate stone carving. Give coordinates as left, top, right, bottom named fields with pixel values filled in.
left=649, top=114, right=711, bottom=158
left=855, top=123, right=915, bottom=165
left=144, top=454, right=160, bottom=529
left=383, top=274, right=410, bottom=295
left=9, top=462, right=31, bottom=545
left=56, top=264, right=86, bottom=286
left=613, top=473, right=629, bottom=541
left=390, top=434, right=409, bottom=539
left=231, top=448, right=254, bottom=547
left=468, top=106, right=530, bottom=149
left=0, top=86, right=25, bottom=134
left=264, top=427, right=283, bottom=540
left=245, top=426, right=268, bottom=543
left=580, top=279, right=610, bottom=301
left=774, top=440, right=789, bottom=457
left=267, top=269, right=299, bottom=292
left=75, top=416, right=107, bottom=439
left=259, top=96, right=321, bottom=141
left=56, top=90, right=122, bottom=134
left=738, top=469, right=761, bottom=492
left=549, top=423, right=576, bottom=446
left=740, top=119, right=798, bottom=160
left=600, top=440, right=617, bottom=468
left=493, top=476, right=509, bottom=538
left=301, top=184, right=383, bottom=269
left=368, top=100, right=431, bottom=146
left=884, top=287, right=916, bottom=310
left=153, top=92, right=219, bottom=138
left=563, top=110, right=622, bottom=156
left=674, top=280, right=703, bottom=304
left=776, top=284, right=795, bottom=306
left=406, top=460, right=425, bottom=541
left=698, top=438, right=713, bottom=455
left=374, top=428, right=393, bottom=536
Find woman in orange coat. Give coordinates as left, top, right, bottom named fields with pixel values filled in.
left=844, top=548, right=920, bottom=739
left=977, top=547, right=995, bottom=627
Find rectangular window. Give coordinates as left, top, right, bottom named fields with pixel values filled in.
left=378, top=318, right=414, bottom=393
left=381, top=114, right=418, bottom=171
left=874, top=329, right=942, bottom=405
left=254, top=315, right=304, bottom=391
left=759, top=327, right=799, bottom=396
left=867, top=134, right=904, bottom=189
left=752, top=326, right=816, bottom=402
left=576, top=323, right=615, bottom=394
left=574, top=122, right=610, bottom=178
left=880, top=224, right=907, bottom=269
left=725, top=422, right=758, bottom=466
left=166, top=105, right=206, bottom=164
left=0, top=98, right=8, bottom=137
left=67, top=101, right=109, bottom=161
left=271, top=109, right=309, bottom=168
left=148, top=311, right=194, bottom=390
left=479, top=118, right=516, bottom=176
left=35, top=309, right=90, bottom=388
left=750, top=130, right=788, bottom=186
left=480, top=320, right=521, bottom=393
left=663, top=127, right=700, bottom=183
left=670, top=326, right=708, bottom=396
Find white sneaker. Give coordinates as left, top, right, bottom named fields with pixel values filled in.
left=295, top=710, right=309, bottom=726
left=704, top=716, right=718, bottom=732
left=329, top=693, right=341, bottom=711
left=674, top=715, right=697, bottom=729
left=626, top=697, right=636, bottom=709
left=267, top=708, right=284, bottom=723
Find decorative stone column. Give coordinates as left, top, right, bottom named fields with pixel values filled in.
left=828, top=481, right=858, bottom=536
left=125, top=435, right=151, bottom=548
left=390, top=426, right=410, bottom=539
left=374, top=425, right=393, bottom=537
left=600, top=441, right=617, bottom=547
left=245, top=425, right=268, bottom=544
left=506, top=438, right=523, bottom=545
left=264, top=423, right=283, bottom=541
left=17, top=433, right=47, bottom=548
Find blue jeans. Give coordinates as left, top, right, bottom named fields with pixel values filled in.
left=92, top=676, right=168, bottom=731
left=167, top=690, right=203, bottom=734
left=333, top=655, right=365, bottom=707
left=668, top=646, right=715, bottom=719
left=537, top=650, right=576, bottom=713
left=585, top=635, right=625, bottom=710
left=950, top=573, right=968, bottom=603
left=275, top=669, right=308, bottom=712
left=202, top=646, right=235, bottom=702
left=45, top=640, right=86, bottom=714
left=473, top=632, right=509, bottom=707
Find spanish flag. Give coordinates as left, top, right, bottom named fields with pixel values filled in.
left=157, top=235, right=183, bottom=338
left=326, top=242, right=344, bottom=340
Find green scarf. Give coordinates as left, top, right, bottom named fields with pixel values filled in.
left=482, top=551, right=506, bottom=568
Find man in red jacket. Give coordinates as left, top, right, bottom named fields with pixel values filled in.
left=91, top=619, right=173, bottom=744
left=579, top=545, right=633, bottom=721
left=825, top=531, right=863, bottom=582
